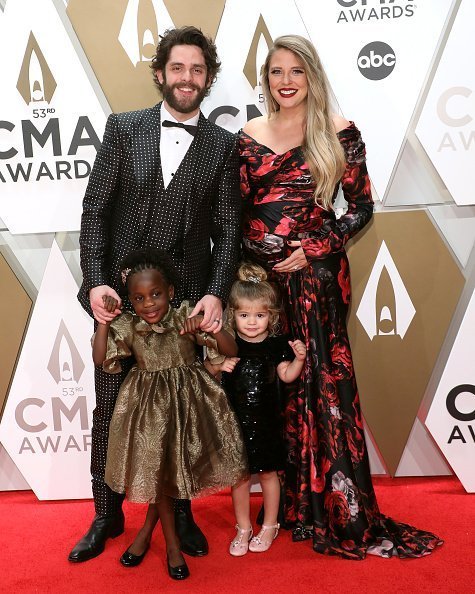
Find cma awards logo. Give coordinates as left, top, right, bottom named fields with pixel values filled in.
left=356, top=241, right=415, bottom=340
left=436, top=87, right=475, bottom=153
left=47, top=320, right=85, bottom=384
left=0, top=32, right=100, bottom=185
left=446, top=384, right=475, bottom=445
left=15, top=320, right=91, bottom=455
left=337, top=0, right=416, bottom=23
left=16, top=32, right=57, bottom=105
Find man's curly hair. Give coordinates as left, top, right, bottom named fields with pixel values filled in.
left=150, top=25, right=221, bottom=94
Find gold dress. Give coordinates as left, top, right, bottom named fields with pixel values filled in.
left=104, top=301, right=248, bottom=503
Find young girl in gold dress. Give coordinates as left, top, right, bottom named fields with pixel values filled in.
left=93, top=248, right=247, bottom=580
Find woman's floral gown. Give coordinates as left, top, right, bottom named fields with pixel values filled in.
left=239, top=124, right=442, bottom=559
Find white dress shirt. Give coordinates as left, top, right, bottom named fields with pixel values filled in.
left=160, top=103, right=200, bottom=188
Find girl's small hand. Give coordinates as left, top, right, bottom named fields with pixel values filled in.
left=102, top=295, right=120, bottom=314
left=289, top=339, right=306, bottom=361
left=90, top=285, right=121, bottom=323
left=219, top=357, right=240, bottom=373
left=273, top=243, right=308, bottom=274
left=180, top=315, right=204, bottom=335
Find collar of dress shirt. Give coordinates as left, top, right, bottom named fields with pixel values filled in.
left=160, top=103, right=200, bottom=130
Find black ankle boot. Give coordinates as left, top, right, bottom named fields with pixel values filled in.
left=68, top=511, right=125, bottom=562
left=174, top=499, right=208, bottom=557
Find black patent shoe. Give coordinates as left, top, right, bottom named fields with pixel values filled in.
left=174, top=499, right=208, bottom=557
left=120, top=543, right=149, bottom=567
left=167, top=555, right=190, bottom=580
left=68, top=512, right=125, bottom=563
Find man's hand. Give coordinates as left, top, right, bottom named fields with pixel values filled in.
left=89, top=286, right=122, bottom=324
left=189, top=294, right=223, bottom=334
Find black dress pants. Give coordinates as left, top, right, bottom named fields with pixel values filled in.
left=91, top=361, right=133, bottom=516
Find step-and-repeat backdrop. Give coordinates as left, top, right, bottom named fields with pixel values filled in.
left=0, top=0, right=474, bottom=499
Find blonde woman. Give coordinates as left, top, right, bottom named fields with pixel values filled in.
left=239, top=35, right=442, bottom=559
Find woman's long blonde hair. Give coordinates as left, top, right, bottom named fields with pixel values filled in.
left=261, top=35, right=346, bottom=209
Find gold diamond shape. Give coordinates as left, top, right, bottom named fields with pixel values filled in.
left=346, top=211, right=464, bottom=475
left=16, top=32, right=57, bottom=104
left=0, top=251, right=32, bottom=420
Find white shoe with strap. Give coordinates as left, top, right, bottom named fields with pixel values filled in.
left=229, top=525, right=253, bottom=557
left=249, top=523, right=280, bottom=553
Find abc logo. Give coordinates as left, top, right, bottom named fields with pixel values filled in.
left=357, top=42, right=396, bottom=81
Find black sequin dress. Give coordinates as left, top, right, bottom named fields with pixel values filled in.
left=223, top=334, right=294, bottom=474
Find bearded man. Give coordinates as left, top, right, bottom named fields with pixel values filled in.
left=69, top=25, right=241, bottom=565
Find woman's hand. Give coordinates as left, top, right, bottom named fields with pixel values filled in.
left=272, top=242, right=308, bottom=273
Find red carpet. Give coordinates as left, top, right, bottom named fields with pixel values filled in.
left=1, top=477, right=473, bottom=594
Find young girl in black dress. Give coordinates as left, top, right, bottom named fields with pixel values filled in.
left=209, top=263, right=305, bottom=556
left=93, top=248, right=248, bottom=580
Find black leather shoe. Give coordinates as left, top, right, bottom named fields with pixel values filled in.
left=174, top=499, right=208, bottom=557
left=68, top=512, right=125, bottom=563
left=120, top=543, right=149, bottom=567
left=167, top=556, right=190, bottom=580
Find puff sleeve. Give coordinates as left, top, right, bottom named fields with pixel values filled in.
left=300, top=123, right=374, bottom=259
left=101, top=313, right=134, bottom=374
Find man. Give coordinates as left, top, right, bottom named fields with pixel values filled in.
left=69, top=26, right=241, bottom=563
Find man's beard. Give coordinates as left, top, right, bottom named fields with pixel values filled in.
left=162, top=81, right=208, bottom=114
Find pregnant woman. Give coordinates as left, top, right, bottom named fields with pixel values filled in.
left=239, top=34, right=442, bottom=559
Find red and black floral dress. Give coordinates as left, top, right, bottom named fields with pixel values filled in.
left=239, top=123, right=442, bottom=559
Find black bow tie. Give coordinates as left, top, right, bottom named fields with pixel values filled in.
left=162, top=120, right=198, bottom=136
